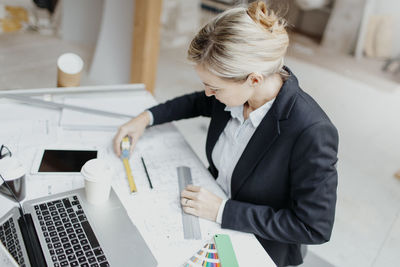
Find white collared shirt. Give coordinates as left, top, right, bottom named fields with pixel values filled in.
left=214, top=98, right=275, bottom=223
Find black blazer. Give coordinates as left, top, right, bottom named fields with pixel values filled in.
left=149, top=68, right=339, bottom=266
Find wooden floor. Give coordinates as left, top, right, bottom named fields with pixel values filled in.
left=0, top=32, right=94, bottom=91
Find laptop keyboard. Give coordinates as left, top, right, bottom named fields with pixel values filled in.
left=0, top=217, right=26, bottom=266
left=35, top=195, right=110, bottom=267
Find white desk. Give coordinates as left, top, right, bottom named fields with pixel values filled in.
left=0, top=85, right=275, bottom=267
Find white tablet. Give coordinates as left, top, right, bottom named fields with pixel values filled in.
left=30, top=147, right=100, bottom=175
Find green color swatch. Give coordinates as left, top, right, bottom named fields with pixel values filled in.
left=214, top=234, right=239, bottom=267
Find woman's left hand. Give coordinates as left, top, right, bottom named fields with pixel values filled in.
left=181, top=185, right=222, bottom=222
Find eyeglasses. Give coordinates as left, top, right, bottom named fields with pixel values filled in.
left=0, top=145, right=12, bottom=159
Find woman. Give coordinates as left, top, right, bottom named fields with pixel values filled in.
left=113, top=1, right=338, bottom=266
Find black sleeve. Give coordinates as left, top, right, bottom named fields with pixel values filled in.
left=221, top=122, right=339, bottom=244
left=148, top=91, right=213, bottom=125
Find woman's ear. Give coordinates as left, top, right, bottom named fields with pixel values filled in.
left=246, top=73, right=264, bottom=87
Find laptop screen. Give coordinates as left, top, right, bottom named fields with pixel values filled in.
left=38, top=150, right=97, bottom=172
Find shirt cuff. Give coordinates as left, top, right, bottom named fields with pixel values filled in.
left=216, top=199, right=227, bottom=224
left=146, top=110, right=154, bottom=126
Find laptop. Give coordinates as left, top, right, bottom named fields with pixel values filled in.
left=0, top=179, right=158, bottom=267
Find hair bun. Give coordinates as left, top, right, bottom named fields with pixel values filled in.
left=247, top=1, right=282, bottom=31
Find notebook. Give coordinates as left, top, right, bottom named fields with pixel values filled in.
left=0, top=184, right=157, bottom=267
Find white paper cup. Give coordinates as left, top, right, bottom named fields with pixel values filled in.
left=81, top=159, right=113, bottom=205
left=57, top=53, right=84, bottom=87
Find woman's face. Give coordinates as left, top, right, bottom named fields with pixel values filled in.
left=195, top=65, right=253, bottom=107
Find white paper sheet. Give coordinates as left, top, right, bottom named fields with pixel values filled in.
left=0, top=119, right=56, bottom=146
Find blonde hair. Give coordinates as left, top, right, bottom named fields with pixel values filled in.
left=188, top=1, right=289, bottom=81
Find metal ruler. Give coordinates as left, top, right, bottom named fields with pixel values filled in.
left=3, top=94, right=133, bottom=119
left=177, top=166, right=202, bottom=240
left=0, top=83, right=145, bottom=96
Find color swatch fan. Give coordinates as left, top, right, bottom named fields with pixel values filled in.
left=182, top=240, right=221, bottom=267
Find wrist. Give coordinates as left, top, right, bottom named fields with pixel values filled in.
left=216, top=199, right=227, bottom=224
left=138, top=111, right=150, bottom=127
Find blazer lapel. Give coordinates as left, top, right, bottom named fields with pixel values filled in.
left=230, top=67, right=299, bottom=198
left=206, top=100, right=231, bottom=170
left=231, top=112, right=280, bottom=198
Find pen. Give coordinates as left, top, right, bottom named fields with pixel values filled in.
left=141, top=157, right=153, bottom=189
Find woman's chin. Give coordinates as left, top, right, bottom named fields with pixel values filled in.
left=224, top=101, right=245, bottom=108
left=216, top=97, right=243, bottom=107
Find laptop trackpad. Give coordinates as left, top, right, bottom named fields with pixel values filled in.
left=87, top=202, right=157, bottom=266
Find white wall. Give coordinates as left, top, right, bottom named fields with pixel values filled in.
left=89, top=0, right=135, bottom=84
left=61, top=0, right=104, bottom=46
left=161, top=0, right=200, bottom=48
left=374, top=0, right=400, bottom=57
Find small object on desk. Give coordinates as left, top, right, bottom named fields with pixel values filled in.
left=177, top=166, right=201, bottom=240
left=121, top=137, right=137, bottom=193
left=214, top=234, right=239, bottom=267
left=182, top=240, right=220, bottom=267
left=57, top=53, right=84, bottom=87
left=0, top=150, right=27, bottom=202
left=81, top=159, right=113, bottom=204
left=395, top=169, right=400, bottom=179
left=141, top=157, right=153, bottom=189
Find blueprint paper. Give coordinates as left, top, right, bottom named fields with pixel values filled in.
left=107, top=124, right=229, bottom=266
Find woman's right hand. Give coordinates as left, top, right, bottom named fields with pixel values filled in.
left=113, top=111, right=151, bottom=157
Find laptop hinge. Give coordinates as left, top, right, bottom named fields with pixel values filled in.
left=18, top=207, right=24, bottom=218
left=18, top=213, right=47, bottom=267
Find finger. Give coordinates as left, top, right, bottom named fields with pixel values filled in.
left=180, top=198, right=191, bottom=207
left=185, top=185, right=201, bottom=192
left=181, top=198, right=199, bottom=208
left=181, top=190, right=197, bottom=200
left=180, top=198, right=186, bottom=206
left=182, top=206, right=198, bottom=217
left=113, top=130, right=126, bottom=156
left=115, top=126, right=130, bottom=155
left=129, top=135, right=136, bottom=154
left=113, top=143, right=120, bottom=157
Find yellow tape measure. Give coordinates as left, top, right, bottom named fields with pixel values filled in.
left=121, top=137, right=137, bottom=193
